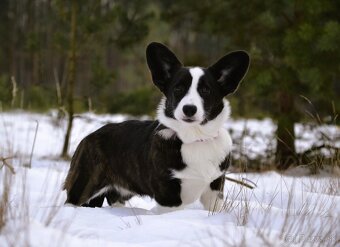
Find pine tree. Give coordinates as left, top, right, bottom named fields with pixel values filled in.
left=158, top=0, right=340, bottom=168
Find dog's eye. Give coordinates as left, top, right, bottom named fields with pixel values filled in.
left=200, top=86, right=211, bottom=95
left=174, top=85, right=185, bottom=94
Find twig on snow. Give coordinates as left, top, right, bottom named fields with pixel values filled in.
left=225, top=176, right=256, bottom=189
left=0, top=156, right=16, bottom=174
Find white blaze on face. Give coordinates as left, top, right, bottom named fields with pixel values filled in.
left=174, top=67, right=205, bottom=123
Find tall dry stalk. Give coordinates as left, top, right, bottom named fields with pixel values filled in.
left=10, top=76, right=18, bottom=108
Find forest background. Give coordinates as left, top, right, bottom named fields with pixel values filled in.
left=0, top=0, right=339, bottom=169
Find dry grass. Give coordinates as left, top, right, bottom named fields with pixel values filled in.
left=230, top=97, right=339, bottom=173
left=0, top=163, right=72, bottom=247
left=206, top=171, right=339, bottom=247
left=0, top=170, right=12, bottom=231
left=0, top=119, right=70, bottom=246
left=2, top=157, right=339, bottom=246
left=1, top=106, right=338, bottom=246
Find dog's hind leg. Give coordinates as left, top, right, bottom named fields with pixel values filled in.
left=105, top=189, right=121, bottom=206
left=64, top=166, right=91, bottom=206
left=64, top=138, right=109, bottom=207
left=82, top=194, right=105, bottom=208
left=64, top=139, right=89, bottom=205
left=65, top=166, right=107, bottom=207
left=106, top=188, right=133, bottom=206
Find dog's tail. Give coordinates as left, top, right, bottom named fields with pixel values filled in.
left=63, top=138, right=87, bottom=191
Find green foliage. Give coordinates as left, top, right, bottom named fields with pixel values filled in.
left=90, top=57, right=115, bottom=89
left=0, top=75, right=11, bottom=107
left=0, top=0, right=338, bottom=122
left=158, top=0, right=340, bottom=117
left=156, top=0, right=340, bottom=167
left=111, top=1, right=154, bottom=48
left=317, top=21, right=340, bottom=51
left=108, top=87, right=161, bottom=116
left=26, top=85, right=57, bottom=111
left=25, top=32, right=40, bottom=52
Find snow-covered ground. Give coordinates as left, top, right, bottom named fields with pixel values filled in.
left=1, top=110, right=338, bottom=161
left=0, top=111, right=339, bottom=246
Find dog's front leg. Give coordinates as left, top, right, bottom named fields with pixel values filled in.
left=200, top=175, right=225, bottom=212
left=151, top=178, right=183, bottom=214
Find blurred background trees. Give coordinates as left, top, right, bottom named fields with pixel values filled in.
left=158, top=0, right=340, bottom=168
left=0, top=0, right=153, bottom=113
left=59, top=0, right=153, bottom=157
left=0, top=0, right=339, bottom=165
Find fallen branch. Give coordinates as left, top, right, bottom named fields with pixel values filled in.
left=225, top=176, right=256, bottom=189
left=0, top=156, right=16, bottom=174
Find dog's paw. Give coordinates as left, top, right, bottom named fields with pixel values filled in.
left=110, top=202, right=125, bottom=208
left=201, top=190, right=224, bottom=213
left=64, top=203, right=78, bottom=208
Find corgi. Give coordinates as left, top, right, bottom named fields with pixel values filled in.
left=63, top=42, right=250, bottom=212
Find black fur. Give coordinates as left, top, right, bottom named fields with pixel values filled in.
left=64, top=121, right=186, bottom=207
left=146, top=43, right=249, bottom=124
left=64, top=42, right=249, bottom=209
left=208, top=51, right=250, bottom=96
left=146, top=42, right=182, bottom=94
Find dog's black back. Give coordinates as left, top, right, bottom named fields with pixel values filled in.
left=64, top=121, right=188, bottom=207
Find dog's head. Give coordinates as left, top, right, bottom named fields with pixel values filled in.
left=146, top=42, right=249, bottom=127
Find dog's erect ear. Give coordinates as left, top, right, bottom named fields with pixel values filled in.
left=208, top=51, right=250, bottom=96
left=146, top=42, right=182, bottom=93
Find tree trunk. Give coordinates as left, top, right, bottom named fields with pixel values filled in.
left=275, top=90, right=296, bottom=170
left=0, top=0, right=10, bottom=76
left=61, top=0, right=77, bottom=158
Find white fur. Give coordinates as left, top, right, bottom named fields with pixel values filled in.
left=157, top=98, right=231, bottom=144
left=156, top=72, right=233, bottom=209
left=87, top=185, right=112, bottom=203
left=200, top=188, right=224, bottom=211
left=174, top=67, right=205, bottom=123
left=157, top=128, right=176, bottom=140
left=114, top=185, right=134, bottom=197
left=86, top=185, right=134, bottom=205
left=172, top=128, right=232, bottom=206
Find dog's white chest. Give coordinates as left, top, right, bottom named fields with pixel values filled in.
left=175, top=128, right=231, bottom=181
left=172, top=128, right=232, bottom=205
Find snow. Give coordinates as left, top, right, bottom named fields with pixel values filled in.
left=1, top=111, right=338, bottom=161
left=0, top=111, right=129, bottom=160
left=0, top=111, right=339, bottom=246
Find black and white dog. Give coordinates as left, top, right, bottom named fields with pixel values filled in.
left=64, top=42, right=249, bottom=212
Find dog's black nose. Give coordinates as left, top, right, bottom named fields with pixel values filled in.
left=183, top=105, right=197, bottom=117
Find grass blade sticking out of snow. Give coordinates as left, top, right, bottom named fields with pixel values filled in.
left=0, top=168, right=31, bottom=247
left=0, top=156, right=15, bottom=174
left=26, top=120, right=39, bottom=169
left=213, top=172, right=340, bottom=246
left=37, top=166, right=67, bottom=227
left=0, top=169, right=12, bottom=232
left=0, top=163, right=77, bottom=247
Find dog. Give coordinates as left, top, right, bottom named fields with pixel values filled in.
left=63, top=42, right=250, bottom=212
